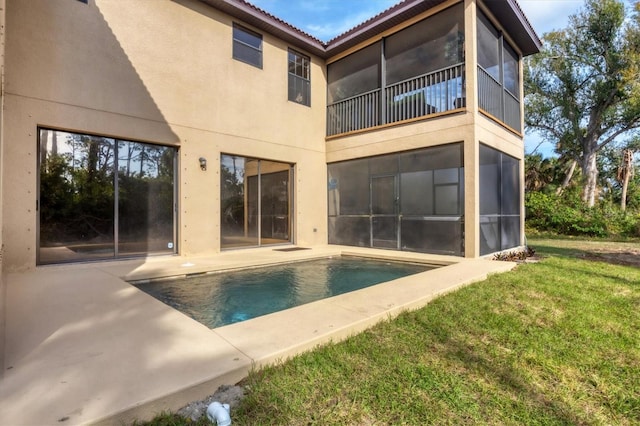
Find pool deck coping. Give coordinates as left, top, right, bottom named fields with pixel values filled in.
left=0, top=245, right=516, bottom=425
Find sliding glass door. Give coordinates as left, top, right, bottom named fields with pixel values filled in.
left=221, top=155, right=293, bottom=249
left=38, top=129, right=177, bottom=264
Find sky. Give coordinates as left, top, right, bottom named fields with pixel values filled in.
left=250, top=0, right=588, bottom=157
left=250, top=0, right=585, bottom=41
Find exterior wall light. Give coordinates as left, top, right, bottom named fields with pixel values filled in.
left=199, top=157, right=207, bottom=171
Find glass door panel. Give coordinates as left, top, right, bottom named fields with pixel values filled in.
left=221, top=155, right=259, bottom=248
left=39, top=130, right=115, bottom=264
left=260, top=164, right=290, bottom=245
left=118, top=141, right=176, bottom=256
left=221, top=156, right=292, bottom=249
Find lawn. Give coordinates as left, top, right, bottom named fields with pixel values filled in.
left=141, top=238, right=640, bottom=425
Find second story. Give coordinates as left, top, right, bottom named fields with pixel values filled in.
left=5, top=0, right=540, bottom=151
left=323, top=0, right=540, bottom=139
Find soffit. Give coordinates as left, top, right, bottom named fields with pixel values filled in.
left=482, top=0, right=542, bottom=56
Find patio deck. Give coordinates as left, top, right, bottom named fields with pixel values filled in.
left=0, top=246, right=516, bottom=425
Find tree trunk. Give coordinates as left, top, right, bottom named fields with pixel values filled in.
left=620, top=149, right=633, bottom=211
left=621, top=170, right=630, bottom=211
left=40, top=130, right=49, bottom=169
left=556, top=159, right=577, bottom=195
left=582, top=151, right=598, bottom=207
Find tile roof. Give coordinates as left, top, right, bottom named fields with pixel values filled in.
left=198, top=0, right=541, bottom=58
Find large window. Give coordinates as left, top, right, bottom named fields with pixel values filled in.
left=221, top=155, right=292, bottom=249
left=288, top=49, right=310, bottom=106
left=328, top=144, right=464, bottom=256
left=477, top=10, right=521, bottom=131
left=479, top=144, right=521, bottom=255
left=233, top=24, right=262, bottom=68
left=326, top=3, right=465, bottom=136
left=38, top=129, right=177, bottom=264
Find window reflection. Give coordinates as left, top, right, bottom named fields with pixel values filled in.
left=221, top=155, right=292, bottom=249
left=38, top=129, right=176, bottom=264
left=117, top=141, right=176, bottom=256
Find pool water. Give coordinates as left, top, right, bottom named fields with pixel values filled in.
left=135, top=257, right=433, bottom=328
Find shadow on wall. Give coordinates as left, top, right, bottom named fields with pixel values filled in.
left=4, top=0, right=182, bottom=270
left=5, top=0, right=180, bottom=141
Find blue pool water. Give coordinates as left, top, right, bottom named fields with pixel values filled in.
left=135, top=257, right=433, bottom=328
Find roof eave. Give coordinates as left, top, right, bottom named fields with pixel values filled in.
left=483, top=0, right=542, bottom=56
left=197, top=0, right=327, bottom=57
left=196, top=0, right=541, bottom=59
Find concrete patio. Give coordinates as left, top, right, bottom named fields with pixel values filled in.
left=0, top=246, right=516, bottom=425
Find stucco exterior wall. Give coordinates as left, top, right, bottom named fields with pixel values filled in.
left=2, top=0, right=328, bottom=271
left=2, top=0, right=531, bottom=271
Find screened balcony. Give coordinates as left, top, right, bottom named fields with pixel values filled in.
left=327, top=63, right=465, bottom=136
left=476, top=9, right=522, bottom=132
left=326, top=3, right=465, bottom=137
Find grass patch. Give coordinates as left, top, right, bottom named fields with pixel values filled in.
left=140, top=240, right=640, bottom=425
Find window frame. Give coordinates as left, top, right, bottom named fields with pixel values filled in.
left=37, top=128, right=178, bottom=265
left=287, top=48, right=311, bottom=106
left=232, top=23, right=263, bottom=69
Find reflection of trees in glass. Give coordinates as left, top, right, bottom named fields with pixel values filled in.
left=39, top=129, right=176, bottom=257
left=40, top=133, right=115, bottom=245
left=221, top=156, right=245, bottom=234
left=118, top=142, right=175, bottom=247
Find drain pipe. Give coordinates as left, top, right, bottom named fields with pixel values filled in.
left=206, top=401, right=231, bottom=426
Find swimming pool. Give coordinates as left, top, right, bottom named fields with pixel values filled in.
left=135, top=256, right=434, bottom=328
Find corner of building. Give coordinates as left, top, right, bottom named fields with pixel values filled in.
left=0, top=0, right=7, bottom=374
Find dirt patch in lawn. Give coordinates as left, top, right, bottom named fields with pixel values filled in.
left=527, top=238, right=640, bottom=267
left=580, top=247, right=640, bottom=267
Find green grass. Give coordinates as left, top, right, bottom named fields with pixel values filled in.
left=140, top=239, right=640, bottom=425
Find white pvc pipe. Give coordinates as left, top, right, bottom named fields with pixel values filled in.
left=206, top=401, right=231, bottom=426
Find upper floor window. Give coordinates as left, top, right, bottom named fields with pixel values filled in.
left=233, top=24, right=262, bottom=68
left=288, top=49, right=310, bottom=106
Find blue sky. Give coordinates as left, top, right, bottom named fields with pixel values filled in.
left=250, top=0, right=585, bottom=41
left=250, top=0, right=587, bottom=156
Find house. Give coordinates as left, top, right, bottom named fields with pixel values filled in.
left=0, top=0, right=540, bottom=271
left=0, top=0, right=540, bottom=410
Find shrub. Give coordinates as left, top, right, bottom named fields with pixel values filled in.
left=525, top=191, right=640, bottom=238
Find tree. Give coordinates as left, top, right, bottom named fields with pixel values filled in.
left=525, top=0, right=640, bottom=207
left=525, top=153, right=558, bottom=192
left=617, top=148, right=635, bottom=210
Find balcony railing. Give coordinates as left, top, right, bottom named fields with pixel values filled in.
left=477, top=65, right=521, bottom=132
left=327, top=63, right=465, bottom=137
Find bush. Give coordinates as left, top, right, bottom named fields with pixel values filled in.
left=525, top=191, right=640, bottom=238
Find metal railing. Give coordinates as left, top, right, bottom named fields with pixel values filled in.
left=326, top=89, right=380, bottom=136
left=477, top=65, right=521, bottom=132
left=504, top=91, right=521, bottom=132
left=327, top=63, right=465, bottom=136
left=386, top=63, right=464, bottom=124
